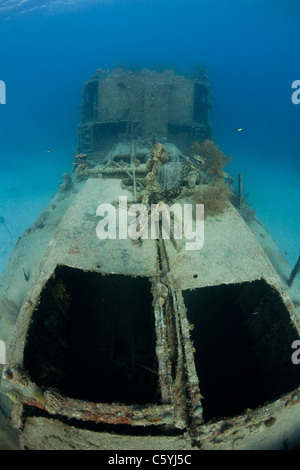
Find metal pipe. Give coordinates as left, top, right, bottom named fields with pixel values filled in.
left=288, top=254, right=300, bottom=287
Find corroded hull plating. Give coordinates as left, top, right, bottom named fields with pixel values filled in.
left=1, top=70, right=300, bottom=450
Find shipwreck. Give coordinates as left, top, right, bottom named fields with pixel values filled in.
left=1, top=68, right=300, bottom=450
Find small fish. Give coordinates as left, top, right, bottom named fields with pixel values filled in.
left=22, top=267, right=29, bottom=282
left=253, top=311, right=259, bottom=315
left=46, top=149, right=51, bottom=153
left=237, top=128, right=243, bottom=132
left=0, top=215, right=12, bottom=239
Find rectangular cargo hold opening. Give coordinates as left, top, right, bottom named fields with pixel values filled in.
left=24, top=266, right=160, bottom=406
left=183, top=280, right=300, bottom=422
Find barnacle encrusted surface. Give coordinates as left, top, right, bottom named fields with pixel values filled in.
left=44, top=388, right=64, bottom=415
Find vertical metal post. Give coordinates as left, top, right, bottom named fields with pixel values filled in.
left=238, top=173, right=243, bottom=207
left=288, top=254, right=300, bottom=287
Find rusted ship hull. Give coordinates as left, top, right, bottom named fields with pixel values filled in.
left=1, top=69, right=300, bottom=450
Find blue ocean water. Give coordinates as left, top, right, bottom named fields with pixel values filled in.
left=0, top=0, right=299, bottom=273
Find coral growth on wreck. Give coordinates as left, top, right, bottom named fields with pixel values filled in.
left=145, top=142, right=169, bottom=187
left=141, top=142, right=177, bottom=205
left=193, top=179, right=232, bottom=218
left=191, top=139, right=231, bottom=178
left=189, top=140, right=232, bottom=217
left=140, top=140, right=233, bottom=218
left=156, top=156, right=184, bottom=191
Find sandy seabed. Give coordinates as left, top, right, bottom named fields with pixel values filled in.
left=235, top=158, right=300, bottom=270
left=0, top=157, right=70, bottom=276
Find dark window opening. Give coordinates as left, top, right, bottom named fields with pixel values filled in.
left=24, top=266, right=159, bottom=406
left=112, top=155, right=131, bottom=163
left=193, top=83, right=209, bottom=124
left=168, top=125, right=197, bottom=151
left=183, top=280, right=300, bottom=422
left=168, top=124, right=211, bottom=150
left=93, top=122, right=128, bottom=152
left=82, top=81, right=98, bottom=123
left=136, top=154, right=147, bottom=164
